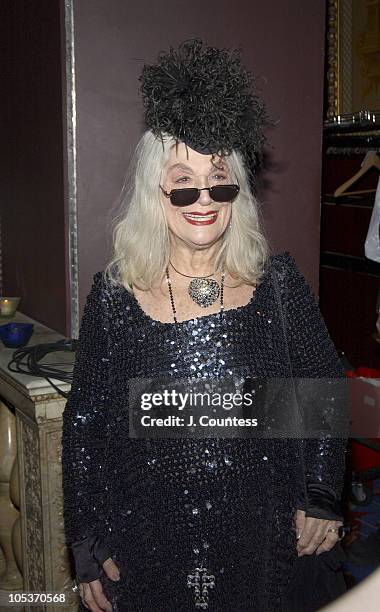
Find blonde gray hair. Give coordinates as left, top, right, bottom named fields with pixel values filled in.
left=105, top=130, right=270, bottom=292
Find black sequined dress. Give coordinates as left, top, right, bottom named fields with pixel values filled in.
left=62, top=252, right=348, bottom=611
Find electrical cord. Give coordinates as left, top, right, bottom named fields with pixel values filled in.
left=7, top=339, right=79, bottom=398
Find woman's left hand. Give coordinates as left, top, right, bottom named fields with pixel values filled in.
left=294, top=509, right=343, bottom=557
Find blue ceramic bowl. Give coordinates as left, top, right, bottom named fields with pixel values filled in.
left=0, top=323, right=34, bottom=348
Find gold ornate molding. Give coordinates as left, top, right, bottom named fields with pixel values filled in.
left=326, top=0, right=380, bottom=119
left=17, top=416, right=78, bottom=610
left=326, top=0, right=340, bottom=118
left=22, top=422, right=44, bottom=591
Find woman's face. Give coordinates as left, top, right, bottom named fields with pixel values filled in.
left=160, top=143, right=233, bottom=250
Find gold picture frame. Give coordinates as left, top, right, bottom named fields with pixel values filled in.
left=326, top=0, right=380, bottom=119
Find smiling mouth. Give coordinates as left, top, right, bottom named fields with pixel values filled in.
left=182, top=211, right=219, bottom=223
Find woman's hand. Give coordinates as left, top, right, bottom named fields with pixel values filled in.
left=295, top=509, right=343, bottom=557
left=79, top=557, right=120, bottom=612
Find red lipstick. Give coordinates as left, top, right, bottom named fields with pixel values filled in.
left=182, top=211, right=219, bottom=226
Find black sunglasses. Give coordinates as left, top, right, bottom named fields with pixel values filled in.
left=160, top=184, right=240, bottom=206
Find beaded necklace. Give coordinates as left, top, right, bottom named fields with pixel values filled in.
left=165, top=266, right=225, bottom=324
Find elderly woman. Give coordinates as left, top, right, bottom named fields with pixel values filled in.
left=62, top=40, right=349, bottom=612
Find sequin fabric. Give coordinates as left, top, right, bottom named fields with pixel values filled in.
left=61, top=252, right=348, bottom=612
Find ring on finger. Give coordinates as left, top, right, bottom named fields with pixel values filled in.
left=327, top=525, right=349, bottom=540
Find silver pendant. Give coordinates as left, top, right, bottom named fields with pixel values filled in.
left=187, top=565, right=215, bottom=609
left=188, top=278, right=220, bottom=308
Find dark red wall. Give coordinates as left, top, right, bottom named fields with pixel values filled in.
left=72, top=0, right=327, bottom=312
left=2, top=0, right=67, bottom=332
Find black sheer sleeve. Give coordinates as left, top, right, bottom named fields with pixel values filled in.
left=61, top=271, right=112, bottom=545
left=280, top=252, right=349, bottom=521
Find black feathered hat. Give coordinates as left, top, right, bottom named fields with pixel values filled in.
left=139, top=38, right=268, bottom=178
